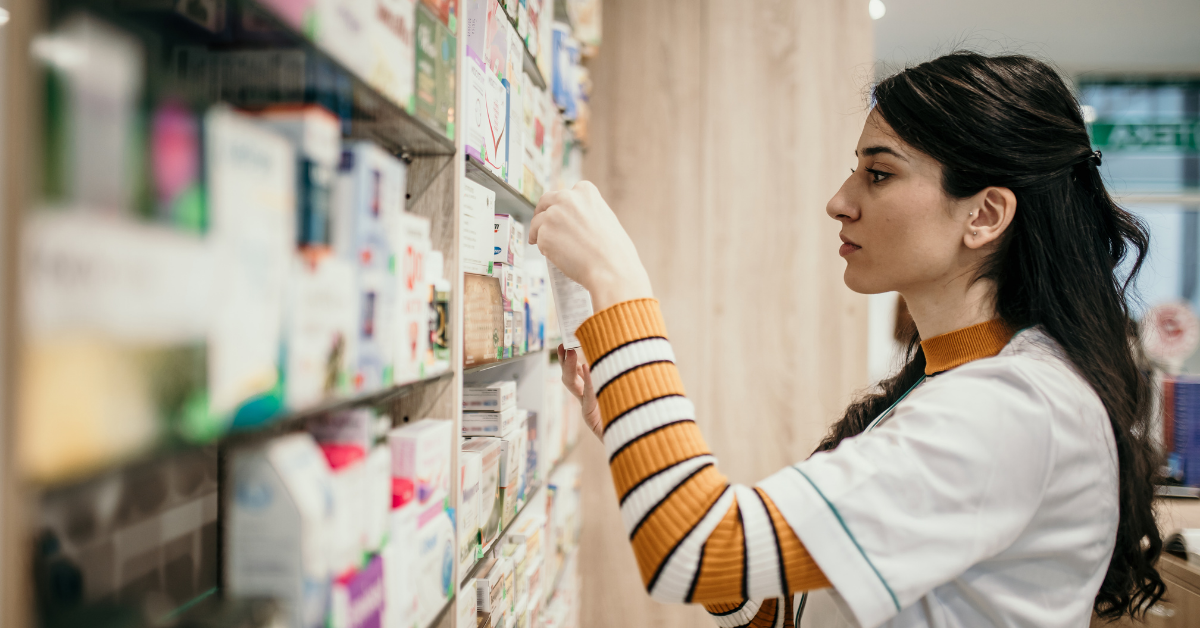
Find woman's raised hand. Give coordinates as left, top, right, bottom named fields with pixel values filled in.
left=528, top=181, right=654, bottom=312
left=558, top=344, right=603, bottom=440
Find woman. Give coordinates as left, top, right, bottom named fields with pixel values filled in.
left=530, top=52, right=1164, bottom=627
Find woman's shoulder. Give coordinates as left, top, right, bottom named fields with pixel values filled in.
left=944, top=326, right=1106, bottom=416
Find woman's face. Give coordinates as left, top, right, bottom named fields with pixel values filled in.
left=826, top=110, right=974, bottom=295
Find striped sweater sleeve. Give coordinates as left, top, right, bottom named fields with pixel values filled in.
left=574, top=299, right=830, bottom=608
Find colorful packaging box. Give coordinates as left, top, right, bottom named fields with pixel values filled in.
left=493, top=214, right=519, bottom=265
left=256, top=105, right=341, bottom=247
left=463, top=273, right=505, bottom=366
left=333, top=142, right=407, bottom=391
left=414, top=3, right=458, bottom=139
left=393, top=212, right=433, bottom=383
left=414, top=499, right=456, bottom=624
left=388, top=419, right=453, bottom=507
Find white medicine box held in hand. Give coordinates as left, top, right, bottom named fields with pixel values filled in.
left=547, top=261, right=593, bottom=351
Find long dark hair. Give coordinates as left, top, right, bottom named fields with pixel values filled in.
left=816, top=52, right=1163, bottom=620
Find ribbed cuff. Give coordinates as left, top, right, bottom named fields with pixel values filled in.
left=920, top=319, right=1014, bottom=375
left=575, top=298, right=668, bottom=367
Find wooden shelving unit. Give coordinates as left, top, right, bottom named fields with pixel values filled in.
left=2, top=0, right=587, bottom=625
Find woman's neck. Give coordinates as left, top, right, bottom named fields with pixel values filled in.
left=902, top=277, right=998, bottom=340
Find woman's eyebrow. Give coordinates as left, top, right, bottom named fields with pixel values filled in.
left=855, top=145, right=910, bottom=161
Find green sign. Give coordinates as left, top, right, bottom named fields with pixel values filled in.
left=1090, top=121, right=1199, bottom=152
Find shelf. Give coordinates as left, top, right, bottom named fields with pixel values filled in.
left=222, top=369, right=455, bottom=445
left=66, top=0, right=456, bottom=158
left=504, top=13, right=547, bottom=91
left=38, top=370, right=453, bottom=490
left=465, top=155, right=536, bottom=224
left=459, top=444, right=577, bottom=587
left=464, top=347, right=551, bottom=376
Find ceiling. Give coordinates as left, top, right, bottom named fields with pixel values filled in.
left=873, top=0, right=1200, bottom=78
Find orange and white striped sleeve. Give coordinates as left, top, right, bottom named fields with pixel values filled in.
left=574, top=299, right=830, bottom=619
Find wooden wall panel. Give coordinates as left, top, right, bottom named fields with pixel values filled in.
left=578, top=0, right=873, bottom=625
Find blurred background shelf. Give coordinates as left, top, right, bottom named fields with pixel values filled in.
left=57, top=0, right=456, bottom=157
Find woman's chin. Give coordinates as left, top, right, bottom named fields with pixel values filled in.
left=842, top=268, right=890, bottom=295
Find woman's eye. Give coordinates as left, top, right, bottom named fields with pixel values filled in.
left=865, top=168, right=892, bottom=183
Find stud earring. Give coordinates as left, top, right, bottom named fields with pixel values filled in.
left=973, top=231, right=978, bottom=236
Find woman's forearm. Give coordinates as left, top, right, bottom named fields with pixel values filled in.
left=575, top=298, right=830, bottom=605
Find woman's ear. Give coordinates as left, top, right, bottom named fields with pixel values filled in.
left=965, top=187, right=1017, bottom=249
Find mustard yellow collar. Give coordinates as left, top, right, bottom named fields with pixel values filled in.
left=920, top=319, right=1015, bottom=375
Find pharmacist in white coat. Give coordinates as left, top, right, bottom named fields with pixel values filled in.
left=532, top=52, right=1166, bottom=627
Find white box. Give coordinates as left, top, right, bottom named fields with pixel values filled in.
left=325, top=456, right=366, bottom=578
left=205, top=107, right=295, bottom=423
left=462, top=437, right=502, bottom=543
left=459, top=449, right=483, bottom=570
left=463, top=380, right=517, bottom=411
left=365, top=445, right=392, bottom=553
left=461, top=179, right=497, bottom=276
left=484, top=69, right=509, bottom=175
left=388, top=419, right=453, bottom=507
left=383, top=502, right=419, bottom=628
left=227, top=433, right=334, bottom=628
left=493, top=214, right=518, bottom=265
left=414, top=500, right=456, bottom=625
left=393, top=212, right=432, bottom=383
left=368, top=0, right=418, bottom=110
left=498, top=427, right=525, bottom=488
left=333, top=142, right=407, bottom=391
left=463, top=406, right=518, bottom=437
left=284, top=254, right=357, bottom=408
left=458, top=580, right=480, bottom=628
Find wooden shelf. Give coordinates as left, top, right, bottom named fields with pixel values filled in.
left=464, top=347, right=551, bottom=376
left=465, top=155, right=537, bottom=224
left=36, top=370, right=453, bottom=490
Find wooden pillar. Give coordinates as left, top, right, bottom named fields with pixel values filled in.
left=577, top=0, right=873, bottom=624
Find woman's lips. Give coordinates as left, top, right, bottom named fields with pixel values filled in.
left=839, top=235, right=861, bottom=257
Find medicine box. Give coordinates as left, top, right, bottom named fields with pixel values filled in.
left=383, top=501, right=419, bottom=628
left=461, top=179, right=496, bottom=276
left=226, top=433, right=334, bottom=628
left=463, top=272, right=505, bottom=367
left=205, top=107, right=294, bottom=425
left=498, top=427, right=525, bottom=488
left=463, top=406, right=518, bottom=437
left=547, top=261, right=592, bottom=351
left=462, top=437, right=502, bottom=544
left=414, top=499, right=455, bottom=625
left=388, top=419, right=453, bottom=507
left=459, top=450, right=483, bottom=570
left=370, top=0, right=418, bottom=110
left=283, top=253, right=357, bottom=408
left=393, top=212, right=432, bottom=384
left=493, top=214, right=519, bottom=265
left=256, top=105, right=341, bottom=247
left=463, top=380, right=517, bottom=411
